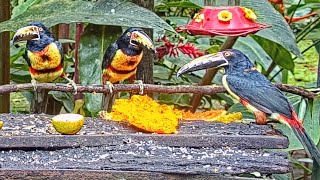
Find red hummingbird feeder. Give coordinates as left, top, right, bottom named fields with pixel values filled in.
left=177, top=6, right=271, bottom=36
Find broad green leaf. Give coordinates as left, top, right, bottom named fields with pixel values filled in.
left=0, top=0, right=174, bottom=33
left=310, top=97, right=320, bottom=145
left=49, top=91, right=74, bottom=113
left=79, top=24, right=122, bottom=116
left=154, top=64, right=172, bottom=81
left=241, top=0, right=303, bottom=58
left=11, top=0, right=43, bottom=18
left=155, top=1, right=201, bottom=9
left=271, top=174, right=292, bottom=180
left=253, top=35, right=294, bottom=72
left=233, top=36, right=272, bottom=71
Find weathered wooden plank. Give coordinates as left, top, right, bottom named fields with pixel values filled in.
left=0, top=134, right=288, bottom=150
left=0, top=114, right=288, bottom=149
left=0, top=142, right=290, bottom=175
left=0, top=170, right=261, bottom=180
left=0, top=114, right=283, bottom=136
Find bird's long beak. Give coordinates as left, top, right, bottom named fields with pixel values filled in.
left=12, top=25, right=40, bottom=45
left=177, top=52, right=228, bottom=77
left=130, top=31, right=154, bottom=50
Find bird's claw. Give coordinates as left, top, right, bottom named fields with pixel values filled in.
left=106, top=81, right=114, bottom=94
left=64, top=77, right=77, bottom=94
left=134, top=80, right=144, bottom=95
left=31, top=79, right=37, bottom=92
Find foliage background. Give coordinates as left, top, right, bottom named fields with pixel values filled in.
left=1, top=0, right=320, bottom=179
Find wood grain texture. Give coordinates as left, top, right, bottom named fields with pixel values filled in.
left=0, top=114, right=290, bottom=176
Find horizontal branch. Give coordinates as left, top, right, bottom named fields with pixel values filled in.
left=0, top=83, right=316, bottom=99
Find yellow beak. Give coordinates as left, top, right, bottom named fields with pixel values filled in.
left=12, top=25, right=40, bottom=45
left=130, top=31, right=154, bottom=50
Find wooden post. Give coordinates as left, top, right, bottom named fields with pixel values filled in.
left=132, top=0, right=154, bottom=85
left=0, top=0, right=10, bottom=113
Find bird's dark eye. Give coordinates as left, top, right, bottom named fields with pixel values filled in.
left=224, top=52, right=231, bottom=56
left=127, top=32, right=131, bottom=36
left=39, top=28, right=43, bottom=32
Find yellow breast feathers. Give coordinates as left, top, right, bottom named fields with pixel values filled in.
left=110, top=50, right=143, bottom=71
left=27, top=42, right=62, bottom=70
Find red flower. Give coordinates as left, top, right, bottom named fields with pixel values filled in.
left=156, top=37, right=206, bottom=60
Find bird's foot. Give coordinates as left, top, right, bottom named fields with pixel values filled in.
left=134, top=80, right=144, bottom=95
left=31, top=79, right=37, bottom=92
left=105, top=81, right=114, bottom=94
left=64, top=77, right=78, bottom=95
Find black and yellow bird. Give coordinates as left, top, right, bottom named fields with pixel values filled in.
left=102, top=27, right=154, bottom=112
left=177, top=49, right=320, bottom=165
left=12, top=22, right=77, bottom=113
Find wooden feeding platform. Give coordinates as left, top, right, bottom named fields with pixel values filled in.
left=0, top=113, right=290, bottom=179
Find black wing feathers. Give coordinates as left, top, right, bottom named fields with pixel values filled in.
left=102, top=42, right=118, bottom=70
left=55, top=41, right=64, bottom=65
left=226, top=71, right=293, bottom=119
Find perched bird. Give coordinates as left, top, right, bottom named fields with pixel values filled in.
left=12, top=22, right=77, bottom=113
left=102, top=27, right=154, bottom=112
left=177, top=49, right=320, bottom=165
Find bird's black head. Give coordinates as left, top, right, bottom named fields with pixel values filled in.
left=177, top=49, right=255, bottom=77
left=29, top=22, right=53, bottom=38
left=12, top=21, right=55, bottom=51
left=117, top=27, right=154, bottom=53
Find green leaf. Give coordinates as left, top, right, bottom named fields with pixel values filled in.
left=79, top=24, right=122, bottom=116
left=0, top=0, right=174, bottom=33
left=155, top=1, right=201, bottom=9
left=241, top=0, right=303, bottom=58
left=271, top=174, right=292, bottom=180
left=11, top=0, right=43, bottom=18
left=49, top=91, right=74, bottom=112
left=310, top=97, right=320, bottom=145
left=252, top=35, right=295, bottom=72
left=233, top=36, right=272, bottom=71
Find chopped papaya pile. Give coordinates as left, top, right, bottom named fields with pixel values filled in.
left=100, top=95, right=181, bottom=134
left=99, top=95, right=243, bottom=134
left=182, top=110, right=243, bottom=123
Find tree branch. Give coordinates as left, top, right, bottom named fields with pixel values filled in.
left=0, top=83, right=316, bottom=99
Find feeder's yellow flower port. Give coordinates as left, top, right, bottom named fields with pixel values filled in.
left=194, top=13, right=205, bottom=23
left=100, top=95, right=243, bottom=134
left=52, top=114, right=84, bottom=135
left=241, top=7, right=257, bottom=21
left=0, top=121, right=3, bottom=130
left=217, top=10, right=233, bottom=22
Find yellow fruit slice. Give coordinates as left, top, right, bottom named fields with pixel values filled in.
left=0, top=121, right=3, bottom=129
left=52, top=114, right=84, bottom=135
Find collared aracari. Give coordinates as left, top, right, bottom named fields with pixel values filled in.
left=12, top=22, right=77, bottom=112
left=177, top=49, right=320, bottom=165
left=102, top=27, right=154, bottom=112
